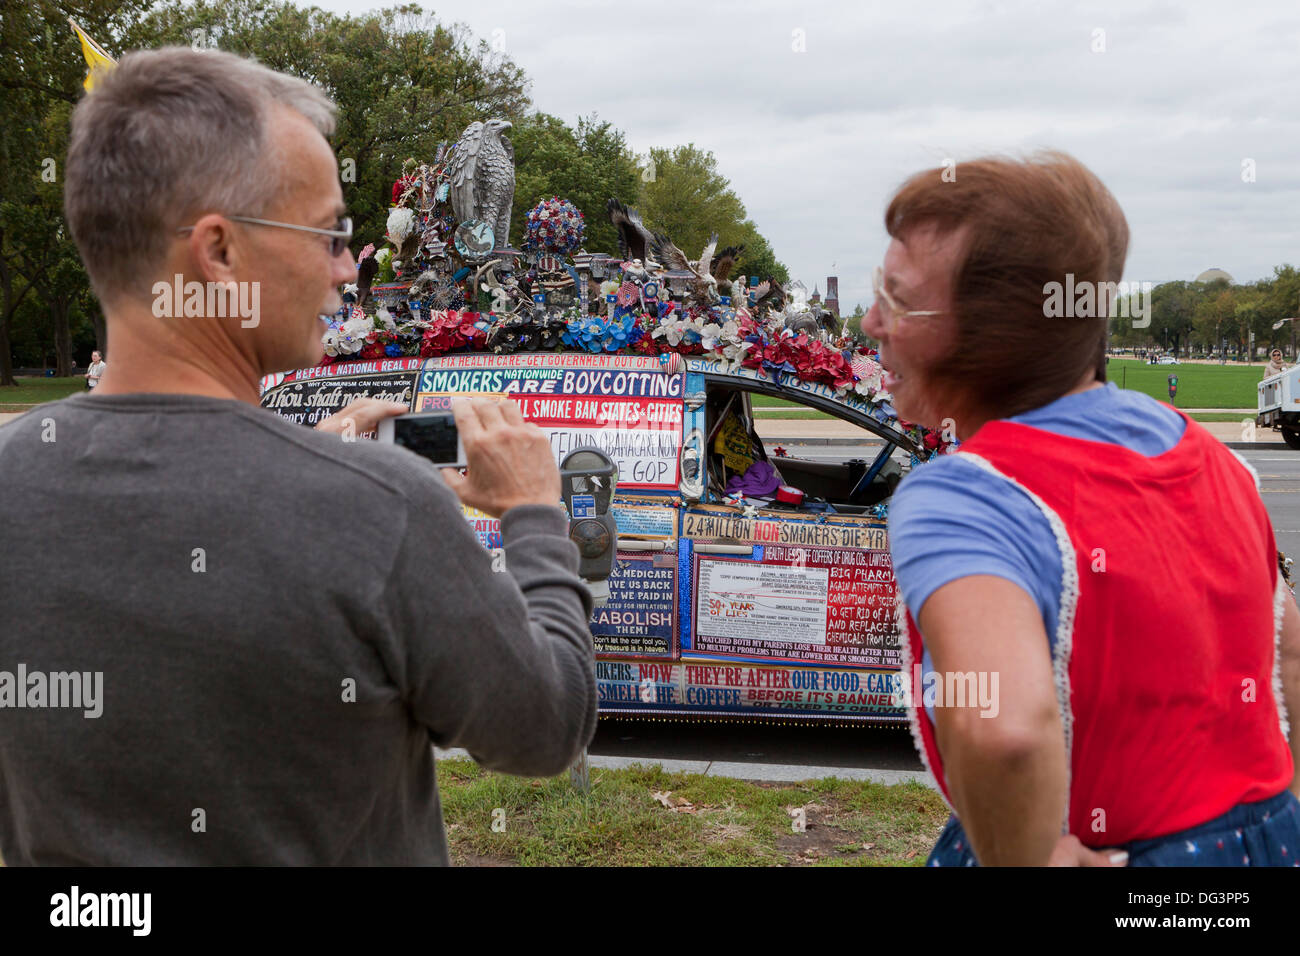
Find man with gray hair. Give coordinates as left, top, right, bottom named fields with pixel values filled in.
left=0, top=47, right=597, bottom=865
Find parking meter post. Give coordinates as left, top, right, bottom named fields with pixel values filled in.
left=559, top=447, right=618, bottom=583
left=558, top=447, right=618, bottom=794
left=569, top=748, right=591, bottom=793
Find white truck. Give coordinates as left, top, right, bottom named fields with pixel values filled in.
left=1257, top=366, right=1300, bottom=448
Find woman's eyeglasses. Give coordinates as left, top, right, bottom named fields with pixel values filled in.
left=178, top=216, right=353, bottom=258
left=872, top=266, right=945, bottom=325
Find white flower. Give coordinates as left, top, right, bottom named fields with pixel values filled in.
left=721, top=340, right=751, bottom=364
left=333, top=314, right=374, bottom=355
left=699, top=323, right=724, bottom=349
left=386, top=206, right=416, bottom=242
left=651, top=319, right=685, bottom=346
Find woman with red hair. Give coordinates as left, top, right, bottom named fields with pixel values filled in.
left=868, top=152, right=1300, bottom=866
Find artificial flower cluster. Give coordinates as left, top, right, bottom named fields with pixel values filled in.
left=561, top=310, right=645, bottom=353
left=419, top=310, right=489, bottom=355
left=521, top=197, right=585, bottom=256
left=323, top=297, right=885, bottom=406
left=486, top=313, right=568, bottom=353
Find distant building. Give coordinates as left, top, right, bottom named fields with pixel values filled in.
left=1195, top=267, right=1234, bottom=284
left=810, top=284, right=821, bottom=305
left=825, top=276, right=839, bottom=318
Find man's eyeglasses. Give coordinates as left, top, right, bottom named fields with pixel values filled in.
left=178, top=216, right=353, bottom=258
left=872, top=266, right=945, bottom=326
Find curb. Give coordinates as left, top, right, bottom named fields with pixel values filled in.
left=433, top=747, right=936, bottom=789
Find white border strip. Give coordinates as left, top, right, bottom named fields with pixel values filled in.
left=895, top=597, right=949, bottom=808
left=1237, top=446, right=1288, bottom=740
left=1273, top=575, right=1291, bottom=740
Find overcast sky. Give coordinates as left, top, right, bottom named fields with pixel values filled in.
left=313, top=0, right=1300, bottom=311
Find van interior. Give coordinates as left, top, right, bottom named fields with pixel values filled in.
left=702, top=384, right=905, bottom=515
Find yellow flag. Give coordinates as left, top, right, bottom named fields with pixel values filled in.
left=69, top=19, right=116, bottom=92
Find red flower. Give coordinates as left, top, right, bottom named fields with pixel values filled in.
left=392, top=175, right=415, bottom=205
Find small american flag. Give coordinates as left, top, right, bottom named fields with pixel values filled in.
left=852, top=354, right=881, bottom=383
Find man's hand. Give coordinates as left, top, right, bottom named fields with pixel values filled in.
left=440, top=398, right=562, bottom=517
left=1048, top=834, right=1128, bottom=867
left=314, top=398, right=407, bottom=437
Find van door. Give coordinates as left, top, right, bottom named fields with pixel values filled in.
left=664, top=361, right=913, bottom=722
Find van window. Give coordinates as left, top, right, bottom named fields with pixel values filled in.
left=702, top=381, right=907, bottom=513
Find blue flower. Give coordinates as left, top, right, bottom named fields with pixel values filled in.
left=560, top=322, right=581, bottom=349
left=761, top=358, right=796, bottom=379
left=385, top=344, right=402, bottom=357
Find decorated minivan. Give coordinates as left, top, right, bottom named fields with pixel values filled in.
left=261, top=145, right=954, bottom=723
left=261, top=346, right=939, bottom=725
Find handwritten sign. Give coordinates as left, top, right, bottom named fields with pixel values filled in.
left=696, top=559, right=828, bottom=645
left=692, top=547, right=901, bottom=667
left=590, top=553, right=676, bottom=658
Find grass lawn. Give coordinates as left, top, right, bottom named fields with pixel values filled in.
left=752, top=361, right=1261, bottom=411
left=1107, top=359, right=1260, bottom=408
left=0, top=376, right=87, bottom=411
left=437, top=757, right=947, bottom=866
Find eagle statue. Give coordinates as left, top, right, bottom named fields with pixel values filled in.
left=446, top=119, right=516, bottom=248
left=606, top=198, right=658, bottom=264
left=651, top=231, right=722, bottom=309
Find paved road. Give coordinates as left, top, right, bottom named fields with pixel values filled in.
left=1244, top=448, right=1300, bottom=561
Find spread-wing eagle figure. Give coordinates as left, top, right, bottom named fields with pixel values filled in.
left=606, top=199, right=657, bottom=264
left=710, top=244, right=744, bottom=299
left=652, top=231, right=721, bottom=308
left=447, top=119, right=516, bottom=248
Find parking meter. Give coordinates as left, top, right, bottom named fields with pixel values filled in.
left=1167, top=374, right=1178, bottom=403
left=559, top=447, right=618, bottom=605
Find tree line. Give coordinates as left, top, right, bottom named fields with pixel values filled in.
left=1108, top=268, right=1300, bottom=359
left=0, top=0, right=790, bottom=386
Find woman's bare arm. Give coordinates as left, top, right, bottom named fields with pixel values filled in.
left=916, top=574, right=1067, bottom=865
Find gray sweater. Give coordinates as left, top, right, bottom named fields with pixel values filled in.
left=0, top=392, right=597, bottom=865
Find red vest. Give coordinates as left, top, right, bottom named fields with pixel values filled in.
left=902, top=410, right=1294, bottom=845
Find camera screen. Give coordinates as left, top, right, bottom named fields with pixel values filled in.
left=393, top=415, right=460, bottom=465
